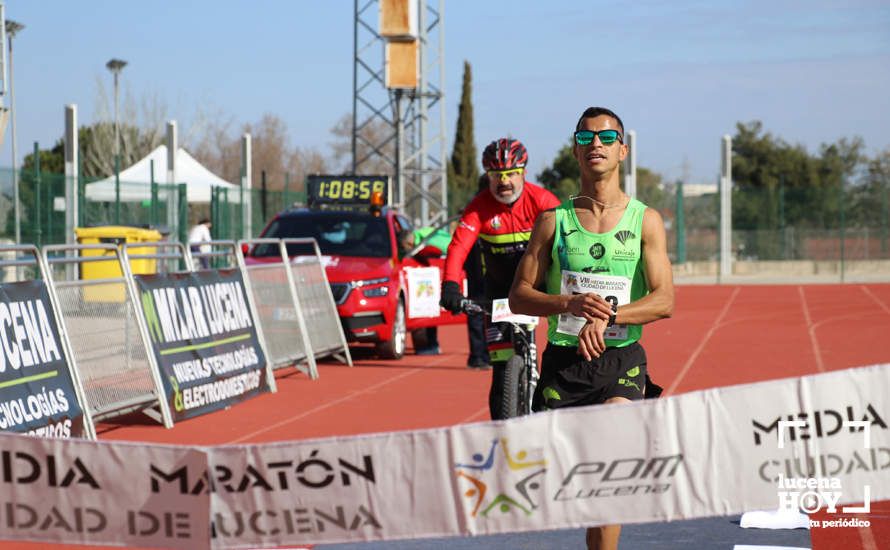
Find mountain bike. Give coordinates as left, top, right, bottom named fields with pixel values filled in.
left=461, top=298, right=539, bottom=419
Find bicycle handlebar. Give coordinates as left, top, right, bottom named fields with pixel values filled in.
left=459, top=298, right=490, bottom=315
left=459, top=298, right=541, bottom=332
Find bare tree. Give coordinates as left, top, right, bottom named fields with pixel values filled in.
left=189, top=108, right=239, bottom=182
left=83, top=76, right=168, bottom=177
left=329, top=113, right=395, bottom=176
left=190, top=113, right=330, bottom=193
left=246, top=114, right=291, bottom=189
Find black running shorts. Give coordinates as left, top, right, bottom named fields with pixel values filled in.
left=533, top=342, right=648, bottom=411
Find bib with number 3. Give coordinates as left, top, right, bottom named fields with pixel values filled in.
left=557, top=270, right=631, bottom=340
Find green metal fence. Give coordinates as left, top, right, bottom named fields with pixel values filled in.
left=730, top=183, right=889, bottom=262
left=642, top=181, right=720, bottom=264
left=1, top=164, right=306, bottom=247
left=644, top=178, right=890, bottom=279
left=0, top=167, right=189, bottom=247
left=207, top=186, right=306, bottom=241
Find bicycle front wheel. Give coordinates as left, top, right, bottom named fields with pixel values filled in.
left=499, top=355, right=529, bottom=419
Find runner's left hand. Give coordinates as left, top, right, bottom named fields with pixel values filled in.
left=577, top=318, right=607, bottom=361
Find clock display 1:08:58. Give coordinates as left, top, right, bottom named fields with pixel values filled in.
left=318, top=179, right=386, bottom=200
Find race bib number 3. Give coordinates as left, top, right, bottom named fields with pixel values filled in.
left=557, top=270, right=631, bottom=340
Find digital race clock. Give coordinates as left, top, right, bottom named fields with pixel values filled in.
left=306, top=175, right=390, bottom=207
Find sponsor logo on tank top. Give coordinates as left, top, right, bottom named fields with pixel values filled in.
left=589, top=243, right=605, bottom=259
left=615, top=230, right=637, bottom=246
left=612, top=248, right=638, bottom=261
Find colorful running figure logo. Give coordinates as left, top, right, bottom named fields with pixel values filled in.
left=453, top=438, right=547, bottom=518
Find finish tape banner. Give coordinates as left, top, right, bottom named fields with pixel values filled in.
left=135, top=270, right=270, bottom=422
left=0, top=281, right=86, bottom=438
left=206, top=432, right=456, bottom=548
left=0, top=364, right=887, bottom=549
left=447, top=363, right=888, bottom=537
left=208, top=363, right=889, bottom=547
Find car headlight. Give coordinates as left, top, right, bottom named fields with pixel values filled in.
left=355, top=277, right=389, bottom=298
left=353, top=277, right=389, bottom=287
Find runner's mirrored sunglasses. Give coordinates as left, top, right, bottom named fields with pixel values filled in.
left=574, top=129, right=623, bottom=146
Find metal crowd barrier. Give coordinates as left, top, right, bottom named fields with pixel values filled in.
left=124, top=240, right=195, bottom=274
left=43, top=243, right=173, bottom=428
left=2, top=244, right=97, bottom=438
left=238, top=238, right=319, bottom=379
left=282, top=238, right=352, bottom=367
left=187, top=239, right=241, bottom=270
left=4, top=238, right=351, bottom=440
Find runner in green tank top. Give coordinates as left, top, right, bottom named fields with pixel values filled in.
left=508, top=107, right=675, bottom=550
left=544, top=196, right=649, bottom=348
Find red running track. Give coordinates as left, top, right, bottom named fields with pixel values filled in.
left=5, top=284, right=890, bottom=550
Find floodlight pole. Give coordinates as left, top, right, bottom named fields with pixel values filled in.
left=6, top=18, right=23, bottom=243
left=106, top=58, right=127, bottom=165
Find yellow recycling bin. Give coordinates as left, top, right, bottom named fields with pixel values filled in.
left=75, top=226, right=162, bottom=302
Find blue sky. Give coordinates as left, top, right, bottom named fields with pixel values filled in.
left=3, top=0, right=889, bottom=185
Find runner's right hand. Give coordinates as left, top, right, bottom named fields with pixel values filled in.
left=567, top=292, right=613, bottom=322
left=440, top=281, right=465, bottom=314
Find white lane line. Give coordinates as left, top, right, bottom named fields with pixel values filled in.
left=664, top=287, right=741, bottom=396
left=861, top=285, right=890, bottom=315
left=459, top=407, right=490, bottom=424
left=859, top=518, right=878, bottom=550
left=798, top=286, right=825, bottom=373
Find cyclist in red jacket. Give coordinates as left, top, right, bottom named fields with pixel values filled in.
left=440, top=138, right=560, bottom=419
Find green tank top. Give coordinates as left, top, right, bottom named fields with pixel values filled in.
left=545, top=198, right=648, bottom=348
left=413, top=227, right=451, bottom=255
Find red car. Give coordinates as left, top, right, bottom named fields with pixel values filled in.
left=247, top=203, right=464, bottom=359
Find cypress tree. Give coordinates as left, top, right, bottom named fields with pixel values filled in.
left=448, top=61, right=479, bottom=215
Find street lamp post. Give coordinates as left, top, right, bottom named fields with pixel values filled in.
left=106, top=58, right=126, bottom=224
left=105, top=58, right=127, bottom=161
left=6, top=19, right=23, bottom=244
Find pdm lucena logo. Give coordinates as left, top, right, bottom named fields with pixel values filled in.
left=453, top=438, right=547, bottom=519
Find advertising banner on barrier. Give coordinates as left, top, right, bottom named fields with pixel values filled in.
left=0, top=281, right=87, bottom=438
left=135, top=270, right=270, bottom=422
left=0, top=432, right=210, bottom=549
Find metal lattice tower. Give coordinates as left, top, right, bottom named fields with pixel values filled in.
left=352, top=0, right=447, bottom=226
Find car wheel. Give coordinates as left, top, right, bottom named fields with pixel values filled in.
left=377, top=297, right=406, bottom=360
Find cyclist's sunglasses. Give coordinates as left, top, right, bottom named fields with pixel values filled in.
left=487, top=168, right=524, bottom=179
left=574, top=129, right=623, bottom=146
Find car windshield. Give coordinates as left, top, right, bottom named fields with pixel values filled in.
left=253, top=212, right=392, bottom=258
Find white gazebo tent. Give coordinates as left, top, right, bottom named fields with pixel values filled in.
left=85, top=145, right=238, bottom=203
